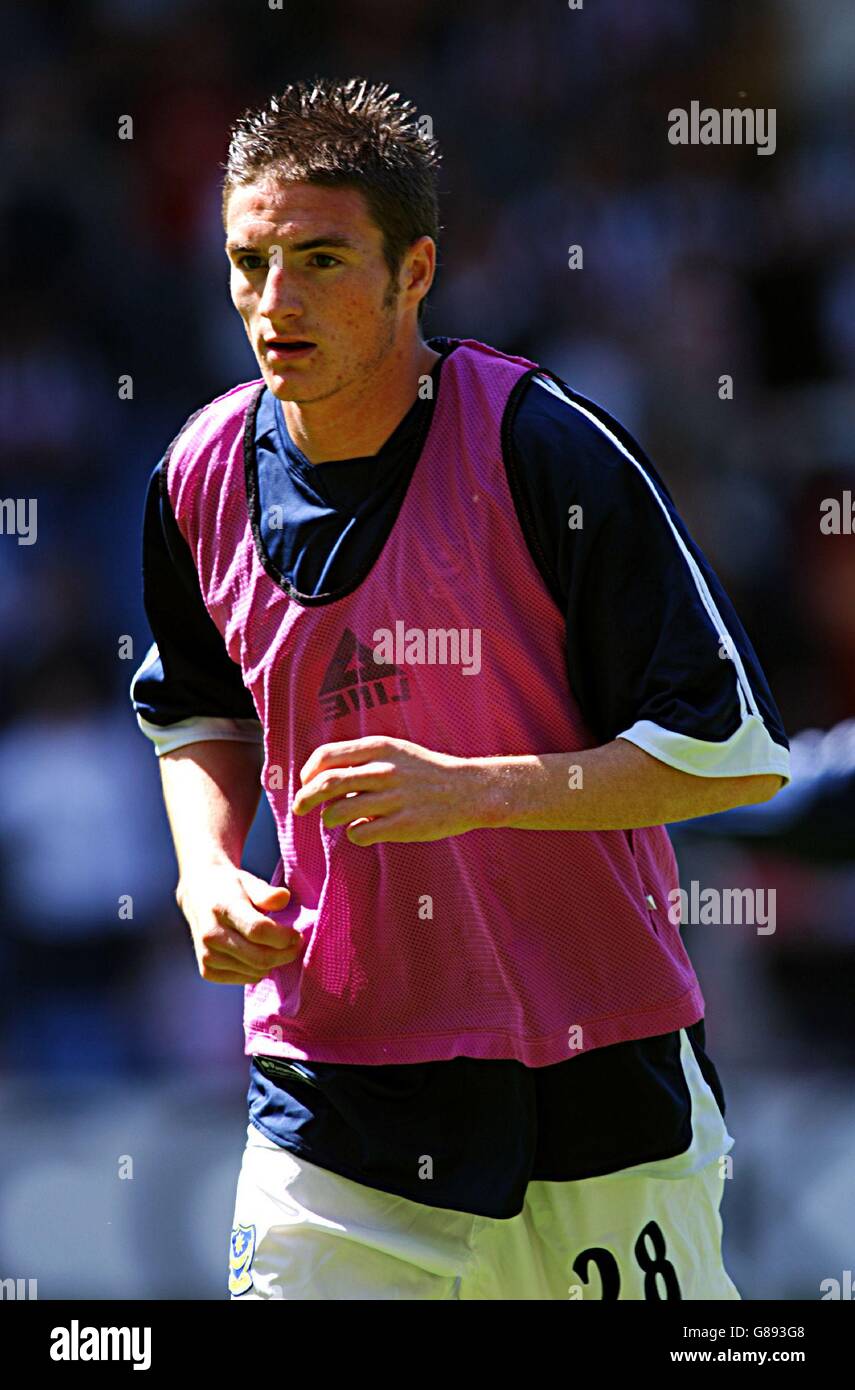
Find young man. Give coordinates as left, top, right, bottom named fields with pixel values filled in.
left=131, top=77, right=790, bottom=1300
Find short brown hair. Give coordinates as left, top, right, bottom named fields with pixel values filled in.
left=222, top=77, right=442, bottom=325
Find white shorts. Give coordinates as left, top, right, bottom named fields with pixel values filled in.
left=228, top=1028, right=741, bottom=1300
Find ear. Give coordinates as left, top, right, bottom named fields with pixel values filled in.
left=402, top=235, right=436, bottom=311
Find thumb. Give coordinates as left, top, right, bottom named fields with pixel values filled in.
left=238, top=869, right=291, bottom=910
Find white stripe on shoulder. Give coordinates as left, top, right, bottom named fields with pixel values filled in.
left=532, top=374, right=760, bottom=725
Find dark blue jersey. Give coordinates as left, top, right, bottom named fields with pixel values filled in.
left=131, top=335, right=788, bottom=1216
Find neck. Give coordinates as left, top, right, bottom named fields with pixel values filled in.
left=280, top=338, right=441, bottom=465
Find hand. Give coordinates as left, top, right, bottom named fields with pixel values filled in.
left=292, top=735, right=487, bottom=845
left=176, top=864, right=302, bottom=984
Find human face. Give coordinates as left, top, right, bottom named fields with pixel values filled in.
left=225, top=178, right=404, bottom=404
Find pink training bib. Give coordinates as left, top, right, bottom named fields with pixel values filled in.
left=167, top=338, right=704, bottom=1065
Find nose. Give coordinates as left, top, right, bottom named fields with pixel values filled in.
left=257, top=261, right=303, bottom=322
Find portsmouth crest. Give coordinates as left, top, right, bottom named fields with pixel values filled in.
left=228, top=1223, right=257, bottom=1296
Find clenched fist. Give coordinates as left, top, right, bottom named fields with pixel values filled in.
left=176, top=864, right=302, bottom=984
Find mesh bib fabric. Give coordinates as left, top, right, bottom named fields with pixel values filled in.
left=167, top=339, right=704, bottom=1065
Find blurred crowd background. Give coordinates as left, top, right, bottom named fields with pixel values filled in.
left=1, top=0, right=853, bottom=1298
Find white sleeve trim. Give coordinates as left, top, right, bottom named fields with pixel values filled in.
left=136, top=713, right=263, bottom=757
left=618, top=717, right=791, bottom=784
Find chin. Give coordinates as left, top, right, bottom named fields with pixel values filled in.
left=264, top=372, right=303, bottom=401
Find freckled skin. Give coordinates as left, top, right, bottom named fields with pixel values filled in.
left=225, top=178, right=438, bottom=463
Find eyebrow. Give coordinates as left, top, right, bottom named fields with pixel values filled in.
left=225, top=235, right=360, bottom=255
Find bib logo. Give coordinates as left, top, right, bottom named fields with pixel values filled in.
left=229, top=1224, right=257, bottom=1297
left=319, top=628, right=411, bottom=722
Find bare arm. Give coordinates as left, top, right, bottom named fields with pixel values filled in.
left=160, top=739, right=302, bottom=983
left=160, top=738, right=265, bottom=877
left=291, top=734, right=786, bottom=843
left=468, top=739, right=785, bottom=831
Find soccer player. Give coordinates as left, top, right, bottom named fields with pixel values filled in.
left=130, top=78, right=790, bottom=1300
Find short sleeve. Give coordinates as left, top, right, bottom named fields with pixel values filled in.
left=507, top=374, right=790, bottom=782
left=130, top=458, right=262, bottom=756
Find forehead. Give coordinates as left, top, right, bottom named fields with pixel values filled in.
left=225, top=179, right=380, bottom=246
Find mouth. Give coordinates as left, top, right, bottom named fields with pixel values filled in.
left=264, top=339, right=317, bottom=362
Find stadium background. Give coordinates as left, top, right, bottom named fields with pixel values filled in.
left=1, top=0, right=853, bottom=1299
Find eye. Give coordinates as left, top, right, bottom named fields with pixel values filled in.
left=308, top=253, right=342, bottom=269
left=236, top=254, right=266, bottom=272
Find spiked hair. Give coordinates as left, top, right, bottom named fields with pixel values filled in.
left=222, top=78, right=442, bottom=324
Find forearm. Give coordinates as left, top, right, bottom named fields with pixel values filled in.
left=471, top=738, right=784, bottom=832
left=158, top=738, right=265, bottom=878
